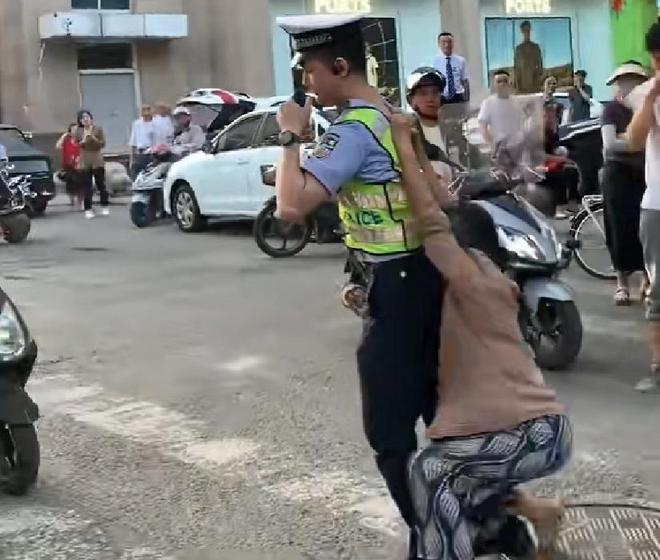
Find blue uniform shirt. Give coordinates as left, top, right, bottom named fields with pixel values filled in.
left=303, top=100, right=398, bottom=194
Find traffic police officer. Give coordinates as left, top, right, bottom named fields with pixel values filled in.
left=274, top=15, right=442, bottom=556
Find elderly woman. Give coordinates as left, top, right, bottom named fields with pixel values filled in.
left=601, top=61, right=649, bottom=306
left=390, top=113, right=571, bottom=559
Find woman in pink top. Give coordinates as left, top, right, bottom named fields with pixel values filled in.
left=389, top=114, right=572, bottom=560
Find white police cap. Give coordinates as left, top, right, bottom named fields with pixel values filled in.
left=277, top=14, right=364, bottom=67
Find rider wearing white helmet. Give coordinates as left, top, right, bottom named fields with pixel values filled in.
left=406, top=67, right=457, bottom=182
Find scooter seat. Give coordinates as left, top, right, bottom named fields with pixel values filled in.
left=457, top=170, right=510, bottom=200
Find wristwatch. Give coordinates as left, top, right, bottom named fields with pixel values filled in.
left=278, top=130, right=301, bottom=147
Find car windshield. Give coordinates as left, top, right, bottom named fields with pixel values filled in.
left=180, top=103, right=250, bottom=133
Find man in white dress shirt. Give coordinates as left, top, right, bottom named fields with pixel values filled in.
left=129, top=104, right=156, bottom=178
left=152, top=101, right=175, bottom=146
left=432, top=32, right=470, bottom=105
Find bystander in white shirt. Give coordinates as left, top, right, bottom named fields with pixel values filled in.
left=627, top=80, right=660, bottom=210
left=152, top=114, right=175, bottom=146
left=478, top=94, right=525, bottom=147
left=129, top=118, right=155, bottom=152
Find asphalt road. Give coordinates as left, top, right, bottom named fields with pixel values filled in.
left=0, top=200, right=658, bottom=560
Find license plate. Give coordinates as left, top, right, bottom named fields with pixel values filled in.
left=131, top=193, right=150, bottom=204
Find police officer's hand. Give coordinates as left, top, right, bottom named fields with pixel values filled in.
left=277, top=97, right=313, bottom=136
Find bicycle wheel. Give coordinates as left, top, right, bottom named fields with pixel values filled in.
left=572, top=203, right=617, bottom=280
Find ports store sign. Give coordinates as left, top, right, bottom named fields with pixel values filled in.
left=313, top=0, right=372, bottom=13
left=505, top=0, right=552, bottom=14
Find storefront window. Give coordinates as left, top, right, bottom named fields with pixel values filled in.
left=291, top=17, right=402, bottom=106
left=362, top=18, right=401, bottom=106
left=71, top=0, right=130, bottom=9
left=485, top=17, right=573, bottom=94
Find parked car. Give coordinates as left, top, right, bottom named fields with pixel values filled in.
left=177, top=89, right=288, bottom=136
left=163, top=107, right=335, bottom=232
left=0, top=126, right=55, bottom=216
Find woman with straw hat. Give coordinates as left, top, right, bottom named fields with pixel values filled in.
left=600, top=60, right=650, bottom=306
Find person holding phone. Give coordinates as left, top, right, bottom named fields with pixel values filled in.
left=55, top=123, right=82, bottom=207
left=275, top=15, right=452, bottom=559
left=75, top=110, right=110, bottom=219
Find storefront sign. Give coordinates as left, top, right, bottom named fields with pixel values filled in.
left=313, top=0, right=372, bottom=14
left=505, top=0, right=552, bottom=14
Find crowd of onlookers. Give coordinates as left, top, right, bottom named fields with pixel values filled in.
left=54, top=101, right=204, bottom=220
left=474, top=23, right=660, bottom=392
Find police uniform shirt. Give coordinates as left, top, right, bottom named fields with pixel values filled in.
left=303, top=100, right=398, bottom=194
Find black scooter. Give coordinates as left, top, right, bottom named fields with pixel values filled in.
left=0, top=162, right=33, bottom=244
left=0, top=287, right=39, bottom=495
left=253, top=165, right=341, bottom=258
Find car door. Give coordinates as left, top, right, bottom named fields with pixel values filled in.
left=203, top=114, right=265, bottom=215
left=244, top=113, right=284, bottom=214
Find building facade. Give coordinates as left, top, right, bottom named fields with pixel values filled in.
left=446, top=0, right=658, bottom=102
left=0, top=0, right=274, bottom=153
left=0, top=0, right=656, bottom=156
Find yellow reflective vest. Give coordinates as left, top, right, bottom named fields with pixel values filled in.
left=336, top=106, right=422, bottom=256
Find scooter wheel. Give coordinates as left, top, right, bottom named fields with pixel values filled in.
left=533, top=300, right=583, bottom=371
left=130, top=201, right=154, bottom=228
left=1, top=213, right=31, bottom=243
left=253, top=200, right=312, bottom=258
left=1, top=424, right=40, bottom=496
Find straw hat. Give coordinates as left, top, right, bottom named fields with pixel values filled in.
left=606, top=62, right=649, bottom=85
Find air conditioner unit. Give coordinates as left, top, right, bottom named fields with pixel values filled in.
left=39, top=12, right=102, bottom=40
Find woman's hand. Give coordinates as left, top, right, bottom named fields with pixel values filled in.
left=390, top=113, right=417, bottom=155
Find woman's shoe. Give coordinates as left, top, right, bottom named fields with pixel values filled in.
left=635, top=363, right=660, bottom=393
left=84, top=210, right=95, bottom=219
left=614, top=287, right=631, bottom=306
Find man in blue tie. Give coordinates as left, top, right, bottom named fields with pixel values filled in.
left=432, top=32, right=470, bottom=105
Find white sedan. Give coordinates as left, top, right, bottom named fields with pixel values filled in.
left=163, top=107, right=334, bottom=232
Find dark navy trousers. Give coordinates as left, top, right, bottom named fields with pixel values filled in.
left=357, top=251, right=443, bottom=528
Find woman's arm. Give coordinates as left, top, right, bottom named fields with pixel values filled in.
left=93, top=127, right=106, bottom=150
left=390, top=115, right=478, bottom=282
left=602, top=124, right=636, bottom=156
left=55, top=133, right=67, bottom=151
left=627, top=79, right=660, bottom=150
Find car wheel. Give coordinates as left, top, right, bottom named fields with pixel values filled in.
left=29, top=197, right=48, bottom=217
left=1, top=213, right=31, bottom=243
left=173, top=183, right=206, bottom=233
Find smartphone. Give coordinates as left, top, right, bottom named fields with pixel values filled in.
left=293, top=88, right=307, bottom=108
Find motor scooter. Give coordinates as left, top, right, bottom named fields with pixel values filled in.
left=0, top=160, right=34, bottom=243
left=450, top=166, right=583, bottom=370
left=129, top=150, right=173, bottom=228
left=253, top=164, right=342, bottom=258
left=0, top=286, right=39, bottom=495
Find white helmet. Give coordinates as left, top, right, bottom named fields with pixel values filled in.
left=172, top=106, right=191, bottom=117
left=406, top=67, right=447, bottom=100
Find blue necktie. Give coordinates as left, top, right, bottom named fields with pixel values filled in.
left=446, top=56, right=456, bottom=99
